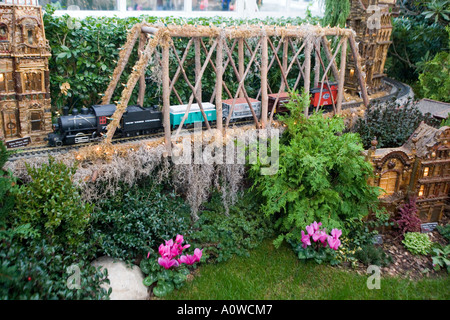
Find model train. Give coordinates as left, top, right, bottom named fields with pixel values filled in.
left=47, top=83, right=338, bottom=147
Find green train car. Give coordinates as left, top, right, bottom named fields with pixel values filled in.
left=169, top=103, right=216, bottom=129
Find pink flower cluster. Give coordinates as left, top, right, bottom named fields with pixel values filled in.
left=300, top=221, right=342, bottom=250
left=153, top=234, right=203, bottom=269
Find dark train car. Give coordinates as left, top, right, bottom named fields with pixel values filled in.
left=122, top=105, right=162, bottom=136
left=268, top=92, right=291, bottom=114
left=47, top=104, right=162, bottom=146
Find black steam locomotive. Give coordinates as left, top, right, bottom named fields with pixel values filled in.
left=47, top=104, right=162, bottom=147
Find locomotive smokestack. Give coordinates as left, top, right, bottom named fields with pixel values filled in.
left=62, top=106, right=69, bottom=116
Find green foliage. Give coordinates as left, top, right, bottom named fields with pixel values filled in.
left=421, top=0, right=450, bottom=25
left=417, top=26, right=450, bottom=102
left=250, top=90, right=381, bottom=248
left=91, top=180, right=191, bottom=262
left=0, top=141, right=15, bottom=238
left=0, top=153, right=109, bottom=299
left=320, top=0, right=351, bottom=27
left=440, top=115, right=450, bottom=127
left=140, top=256, right=191, bottom=297
left=188, top=190, right=274, bottom=263
left=402, top=232, right=433, bottom=255
left=344, top=211, right=392, bottom=249
left=10, top=158, right=92, bottom=248
left=0, top=238, right=110, bottom=300
left=291, top=241, right=340, bottom=265
left=353, top=99, right=440, bottom=149
left=43, top=6, right=318, bottom=114
left=386, top=3, right=449, bottom=94
left=431, top=244, right=450, bottom=273
left=436, top=224, right=450, bottom=242
left=354, top=244, right=393, bottom=267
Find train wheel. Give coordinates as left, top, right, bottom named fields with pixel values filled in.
left=56, top=141, right=63, bottom=147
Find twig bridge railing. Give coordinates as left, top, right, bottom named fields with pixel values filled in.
left=101, top=23, right=369, bottom=154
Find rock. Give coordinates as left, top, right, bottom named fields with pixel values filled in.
left=92, top=256, right=149, bottom=300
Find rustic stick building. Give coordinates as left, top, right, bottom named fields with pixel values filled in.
left=0, top=0, right=52, bottom=147
left=345, top=0, right=398, bottom=95
left=366, top=123, right=450, bottom=222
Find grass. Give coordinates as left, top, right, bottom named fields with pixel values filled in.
left=165, top=238, right=450, bottom=300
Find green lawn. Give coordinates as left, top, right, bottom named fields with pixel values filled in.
left=165, top=239, right=450, bottom=300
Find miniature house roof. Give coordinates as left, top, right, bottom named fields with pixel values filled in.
left=415, top=99, right=450, bottom=120
left=403, top=122, right=449, bottom=157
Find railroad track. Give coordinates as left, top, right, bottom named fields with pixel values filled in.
left=7, top=77, right=410, bottom=162
left=7, top=120, right=255, bottom=162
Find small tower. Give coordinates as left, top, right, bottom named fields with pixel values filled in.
left=0, top=0, right=52, bottom=147
left=345, top=0, right=398, bottom=95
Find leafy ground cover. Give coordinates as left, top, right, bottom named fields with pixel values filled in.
left=165, top=238, right=450, bottom=300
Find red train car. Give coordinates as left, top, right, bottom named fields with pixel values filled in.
left=310, top=82, right=338, bottom=108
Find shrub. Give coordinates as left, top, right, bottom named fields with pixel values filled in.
left=418, top=26, right=450, bottom=102
left=187, top=190, right=274, bottom=263
left=0, top=141, right=15, bottom=239
left=436, top=224, right=450, bottom=242
left=354, top=244, right=393, bottom=267
left=353, top=99, right=440, bottom=149
left=386, top=12, right=448, bottom=86
left=431, top=244, right=450, bottom=273
left=402, top=232, right=433, bottom=255
left=0, top=154, right=109, bottom=299
left=0, top=238, right=110, bottom=300
left=393, top=197, right=422, bottom=236
left=250, top=90, right=381, bottom=248
left=10, top=158, right=92, bottom=248
left=90, top=180, right=191, bottom=262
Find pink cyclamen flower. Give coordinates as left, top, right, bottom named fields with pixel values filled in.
left=158, top=257, right=180, bottom=269
left=178, top=254, right=197, bottom=265
left=193, top=248, right=203, bottom=262
left=316, top=230, right=328, bottom=244
left=301, top=230, right=311, bottom=248
left=331, top=228, right=342, bottom=240
left=305, top=224, right=315, bottom=236
left=178, top=248, right=203, bottom=265
left=327, top=235, right=341, bottom=250
left=159, top=243, right=171, bottom=258
left=312, top=221, right=322, bottom=232
left=175, top=234, right=184, bottom=244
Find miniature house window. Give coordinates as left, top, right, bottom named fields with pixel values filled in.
left=30, top=111, right=43, bottom=132
left=0, top=72, right=14, bottom=93
left=27, top=29, right=34, bottom=45
left=418, top=185, right=425, bottom=197
left=379, top=171, right=398, bottom=196
left=2, top=110, right=19, bottom=138
left=434, top=165, right=441, bottom=177
left=423, top=167, right=429, bottom=177
left=23, top=72, right=43, bottom=92
left=0, top=25, right=8, bottom=41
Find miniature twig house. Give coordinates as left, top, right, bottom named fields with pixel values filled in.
left=0, top=0, right=52, bottom=147
left=345, top=0, right=398, bottom=95
left=367, top=123, right=450, bottom=222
